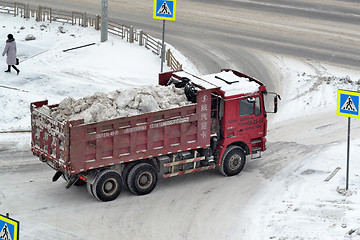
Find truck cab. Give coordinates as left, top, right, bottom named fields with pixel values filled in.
left=165, top=69, right=279, bottom=175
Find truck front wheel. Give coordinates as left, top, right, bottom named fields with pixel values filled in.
left=92, top=169, right=123, bottom=202
left=127, top=163, right=158, bottom=196
left=220, top=146, right=246, bottom=176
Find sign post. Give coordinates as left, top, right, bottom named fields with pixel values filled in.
left=336, top=89, right=360, bottom=190
left=161, top=20, right=166, bottom=73
left=346, top=117, right=350, bottom=190
left=101, top=0, right=108, bottom=42
left=0, top=213, right=20, bottom=240
left=153, top=0, right=177, bottom=72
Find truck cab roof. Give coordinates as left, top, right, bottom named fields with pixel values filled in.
left=171, top=69, right=266, bottom=98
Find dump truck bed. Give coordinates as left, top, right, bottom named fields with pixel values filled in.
left=31, top=88, right=215, bottom=176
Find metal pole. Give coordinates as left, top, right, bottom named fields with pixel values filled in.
left=346, top=117, right=351, bottom=191
left=129, top=26, right=134, bottom=43
left=100, top=0, right=108, bottom=42
left=139, top=30, right=143, bottom=46
left=25, top=3, right=29, bottom=19
left=160, top=20, right=165, bottom=72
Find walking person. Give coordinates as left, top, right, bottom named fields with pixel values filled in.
left=2, top=34, right=20, bottom=75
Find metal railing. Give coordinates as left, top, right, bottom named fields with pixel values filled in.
left=0, top=1, right=182, bottom=71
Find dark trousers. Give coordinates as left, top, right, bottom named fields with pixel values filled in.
left=7, top=65, right=19, bottom=72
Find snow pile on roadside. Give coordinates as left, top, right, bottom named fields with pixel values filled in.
left=289, top=73, right=360, bottom=107
left=270, top=57, right=360, bottom=122
left=38, top=84, right=191, bottom=123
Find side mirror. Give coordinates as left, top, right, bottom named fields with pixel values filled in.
left=274, top=96, right=278, bottom=113
left=266, top=92, right=281, bottom=113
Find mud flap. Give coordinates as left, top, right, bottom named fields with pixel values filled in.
left=65, top=175, right=80, bottom=189
left=52, top=171, right=63, bottom=182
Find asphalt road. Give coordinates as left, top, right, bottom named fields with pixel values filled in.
left=23, top=0, right=360, bottom=91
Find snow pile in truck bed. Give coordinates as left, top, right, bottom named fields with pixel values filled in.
left=38, top=84, right=191, bottom=124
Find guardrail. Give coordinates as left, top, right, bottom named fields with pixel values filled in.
left=0, top=1, right=182, bottom=71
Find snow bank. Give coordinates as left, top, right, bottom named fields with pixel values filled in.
left=269, top=57, right=360, bottom=122
left=39, top=84, right=191, bottom=123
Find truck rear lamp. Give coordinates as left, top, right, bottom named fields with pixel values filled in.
left=79, top=175, right=87, bottom=182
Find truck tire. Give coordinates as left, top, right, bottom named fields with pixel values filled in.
left=92, top=169, right=123, bottom=202
left=122, top=162, right=138, bottom=190
left=220, top=146, right=246, bottom=176
left=127, top=163, right=158, bottom=196
left=87, top=182, right=95, bottom=198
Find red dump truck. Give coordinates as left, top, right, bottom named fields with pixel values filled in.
left=31, top=69, right=280, bottom=201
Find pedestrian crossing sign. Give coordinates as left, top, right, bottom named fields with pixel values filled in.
left=0, top=215, right=19, bottom=240
left=153, top=0, right=176, bottom=21
left=337, top=89, right=360, bottom=119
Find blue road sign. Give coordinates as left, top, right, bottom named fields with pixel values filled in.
left=153, top=0, right=176, bottom=21
left=0, top=214, right=19, bottom=240
left=337, top=90, right=360, bottom=119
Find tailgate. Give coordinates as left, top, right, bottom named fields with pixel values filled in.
left=31, top=100, right=69, bottom=173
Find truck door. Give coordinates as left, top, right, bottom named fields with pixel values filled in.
left=237, top=95, right=266, bottom=140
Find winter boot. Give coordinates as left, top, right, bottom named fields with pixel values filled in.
left=12, top=65, right=19, bottom=75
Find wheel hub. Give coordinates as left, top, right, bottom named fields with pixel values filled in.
left=103, top=179, right=116, bottom=194
left=229, top=155, right=241, bottom=170
left=138, top=172, right=152, bottom=189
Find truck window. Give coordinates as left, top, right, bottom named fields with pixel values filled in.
left=255, top=97, right=261, bottom=116
left=240, top=97, right=261, bottom=116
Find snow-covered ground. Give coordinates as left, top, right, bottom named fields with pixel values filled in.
left=1, top=14, right=360, bottom=240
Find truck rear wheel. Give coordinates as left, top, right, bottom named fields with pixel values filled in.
left=127, top=163, right=158, bottom=196
left=92, top=169, right=123, bottom=202
left=220, top=146, right=246, bottom=176
left=122, top=162, right=138, bottom=190
left=87, top=182, right=95, bottom=198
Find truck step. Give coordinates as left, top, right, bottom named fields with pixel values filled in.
left=251, top=139, right=262, bottom=144
left=251, top=147, right=262, bottom=159
left=163, top=156, right=205, bottom=167
left=162, top=164, right=216, bottom=178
